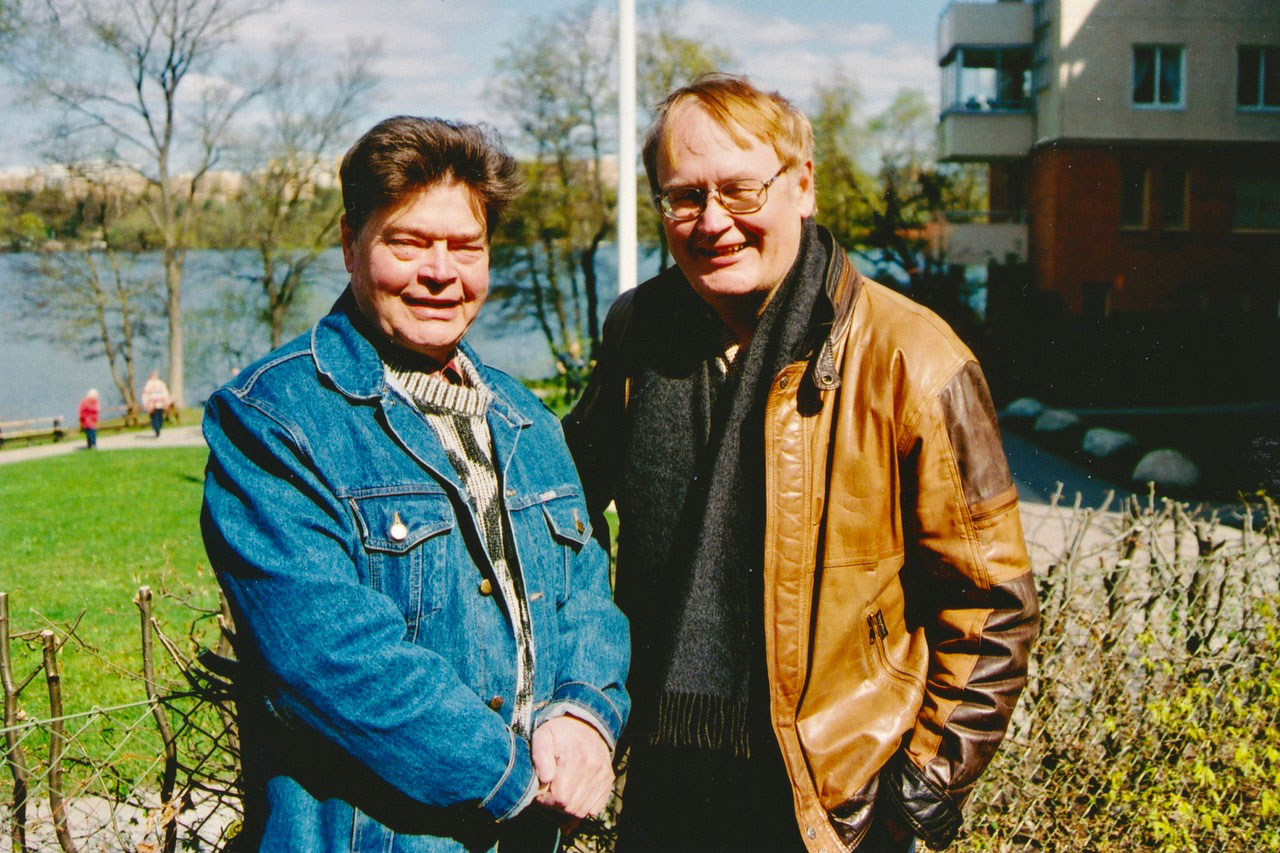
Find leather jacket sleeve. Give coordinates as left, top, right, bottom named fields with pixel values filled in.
left=885, top=360, right=1039, bottom=848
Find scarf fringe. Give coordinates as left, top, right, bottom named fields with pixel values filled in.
left=650, top=692, right=751, bottom=758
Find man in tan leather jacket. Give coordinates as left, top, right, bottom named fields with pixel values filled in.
left=564, top=74, right=1039, bottom=852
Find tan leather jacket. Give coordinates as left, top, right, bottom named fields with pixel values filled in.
left=568, top=228, right=1038, bottom=851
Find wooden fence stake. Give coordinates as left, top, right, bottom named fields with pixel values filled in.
left=41, top=630, right=77, bottom=853
left=136, top=586, right=179, bottom=853
left=1, top=592, right=30, bottom=852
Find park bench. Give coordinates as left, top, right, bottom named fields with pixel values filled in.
left=0, top=415, right=65, bottom=447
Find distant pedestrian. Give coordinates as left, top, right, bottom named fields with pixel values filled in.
left=78, top=388, right=100, bottom=449
left=141, top=371, right=171, bottom=437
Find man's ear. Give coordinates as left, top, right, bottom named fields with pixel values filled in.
left=796, top=158, right=816, bottom=218
left=340, top=215, right=357, bottom=274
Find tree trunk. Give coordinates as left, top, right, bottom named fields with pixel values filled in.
left=580, top=219, right=608, bottom=357
left=164, top=248, right=185, bottom=408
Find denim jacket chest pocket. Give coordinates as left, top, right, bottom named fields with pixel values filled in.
left=507, top=486, right=592, bottom=608
left=348, top=489, right=454, bottom=642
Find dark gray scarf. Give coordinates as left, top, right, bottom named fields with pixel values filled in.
left=615, top=219, right=830, bottom=755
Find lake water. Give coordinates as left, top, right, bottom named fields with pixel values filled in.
left=0, top=247, right=649, bottom=423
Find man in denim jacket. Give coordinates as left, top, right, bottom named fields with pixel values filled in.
left=201, top=117, right=629, bottom=852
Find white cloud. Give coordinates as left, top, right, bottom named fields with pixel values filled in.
left=680, top=0, right=815, bottom=47
left=828, top=22, right=894, bottom=48
left=831, top=43, right=939, bottom=104
left=0, top=0, right=947, bottom=168
left=663, top=1, right=936, bottom=115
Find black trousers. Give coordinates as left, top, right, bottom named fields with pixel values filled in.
left=615, top=741, right=806, bottom=853
left=615, top=741, right=918, bottom=852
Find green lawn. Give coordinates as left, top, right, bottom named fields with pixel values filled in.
left=0, top=447, right=216, bottom=717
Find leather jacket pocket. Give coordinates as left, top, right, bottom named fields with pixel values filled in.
left=349, top=489, right=454, bottom=641
left=864, top=607, right=921, bottom=692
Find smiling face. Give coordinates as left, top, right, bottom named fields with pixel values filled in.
left=342, top=180, right=490, bottom=365
left=657, top=103, right=815, bottom=332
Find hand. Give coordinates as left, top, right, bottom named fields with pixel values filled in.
left=530, top=714, right=614, bottom=819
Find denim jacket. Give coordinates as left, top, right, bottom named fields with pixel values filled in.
left=201, top=292, right=630, bottom=852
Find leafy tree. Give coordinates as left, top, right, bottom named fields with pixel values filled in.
left=0, top=195, right=50, bottom=249
left=637, top=0, right=735, bottom=270
left=21, top=0, right=276, bottom=407
left=811, top=71, right=877, bottom=255
left=227, top=36, right=378, bottom=349
left=488, top=1, right=616, bottom=382
left=0, top=0, right=20, bottom=58
left=814, top=82, right=986, bottom=311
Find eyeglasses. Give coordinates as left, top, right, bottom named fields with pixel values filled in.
left=653, top=166, right=788, bottom=222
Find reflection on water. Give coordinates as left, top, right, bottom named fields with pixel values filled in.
left=0, top=247, right=636, bottom=422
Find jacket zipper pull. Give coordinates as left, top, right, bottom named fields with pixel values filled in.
left=874, top=609, right=889, bottom=640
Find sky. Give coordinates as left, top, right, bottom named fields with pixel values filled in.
left=2, top=0, right=952, bottom=168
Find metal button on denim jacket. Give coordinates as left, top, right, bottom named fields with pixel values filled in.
left=201, top=291, right=630, bottom=853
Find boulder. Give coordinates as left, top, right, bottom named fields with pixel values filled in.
left=1131, top=449, right=1201, bottom=491
left=1002, top=397, right=1045, bottom=424
left=1031, top=408, right=1082, bottom=455
left=1033, top=409, right=1080, bottom=435
left=1082, top=427, right=1139, bottom=461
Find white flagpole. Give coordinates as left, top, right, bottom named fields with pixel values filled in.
left=617, top=0, right=638, bottom=293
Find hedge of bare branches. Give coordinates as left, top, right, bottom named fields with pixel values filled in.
left=3, top=492, right=1278, bottom=851
left=961, top=491, right=1280, bottom=851
left=1, top=588, right=240, bottom=852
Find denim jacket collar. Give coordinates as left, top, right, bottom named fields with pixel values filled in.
left=311, top=287, right=532, bottom=431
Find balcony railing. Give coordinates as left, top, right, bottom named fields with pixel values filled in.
left=938, top=110, right=1036, bottom=161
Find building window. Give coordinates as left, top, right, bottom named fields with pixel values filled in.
left=1161, top=167, right=1188, bottom=230
left=1120, top=164, right=1149, bottom=229
left=941, top=47, right=1033, bottom=112
left=1234, top=176, right=1280, bottom=230
left=1133, top=45, right=1183, bottom=108
left=1238, top=46, right=1280, bottom=110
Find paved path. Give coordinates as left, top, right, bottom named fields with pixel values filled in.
left=3, top=420, right=1123, bottom=508
left=0, top=424, right=206, bottom=465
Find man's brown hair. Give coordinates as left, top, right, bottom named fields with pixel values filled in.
left=641, top=73, right=814, bottom=195
left=340, top=116, right=521, bottom=239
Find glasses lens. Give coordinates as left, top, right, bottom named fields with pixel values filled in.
left=718, top=180, right=767, bottom=213
left=662, top=188, right=704, bottom=220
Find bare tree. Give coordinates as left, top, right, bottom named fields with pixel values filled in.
left=11, top=182, right=163, bottom=412
left=228, top=36, right=379, bottom=349
left=23, top=0, right=275, bottom=407
left=488, top=0, right=733, bottom=387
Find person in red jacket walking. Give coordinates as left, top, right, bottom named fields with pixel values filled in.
left=78, top=388, right=100, bottom=449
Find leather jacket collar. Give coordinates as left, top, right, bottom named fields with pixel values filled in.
left=809, top=225, right=863, bottom=391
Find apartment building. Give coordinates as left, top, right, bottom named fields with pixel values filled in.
left=936, top=0, right=1280, bottom=319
